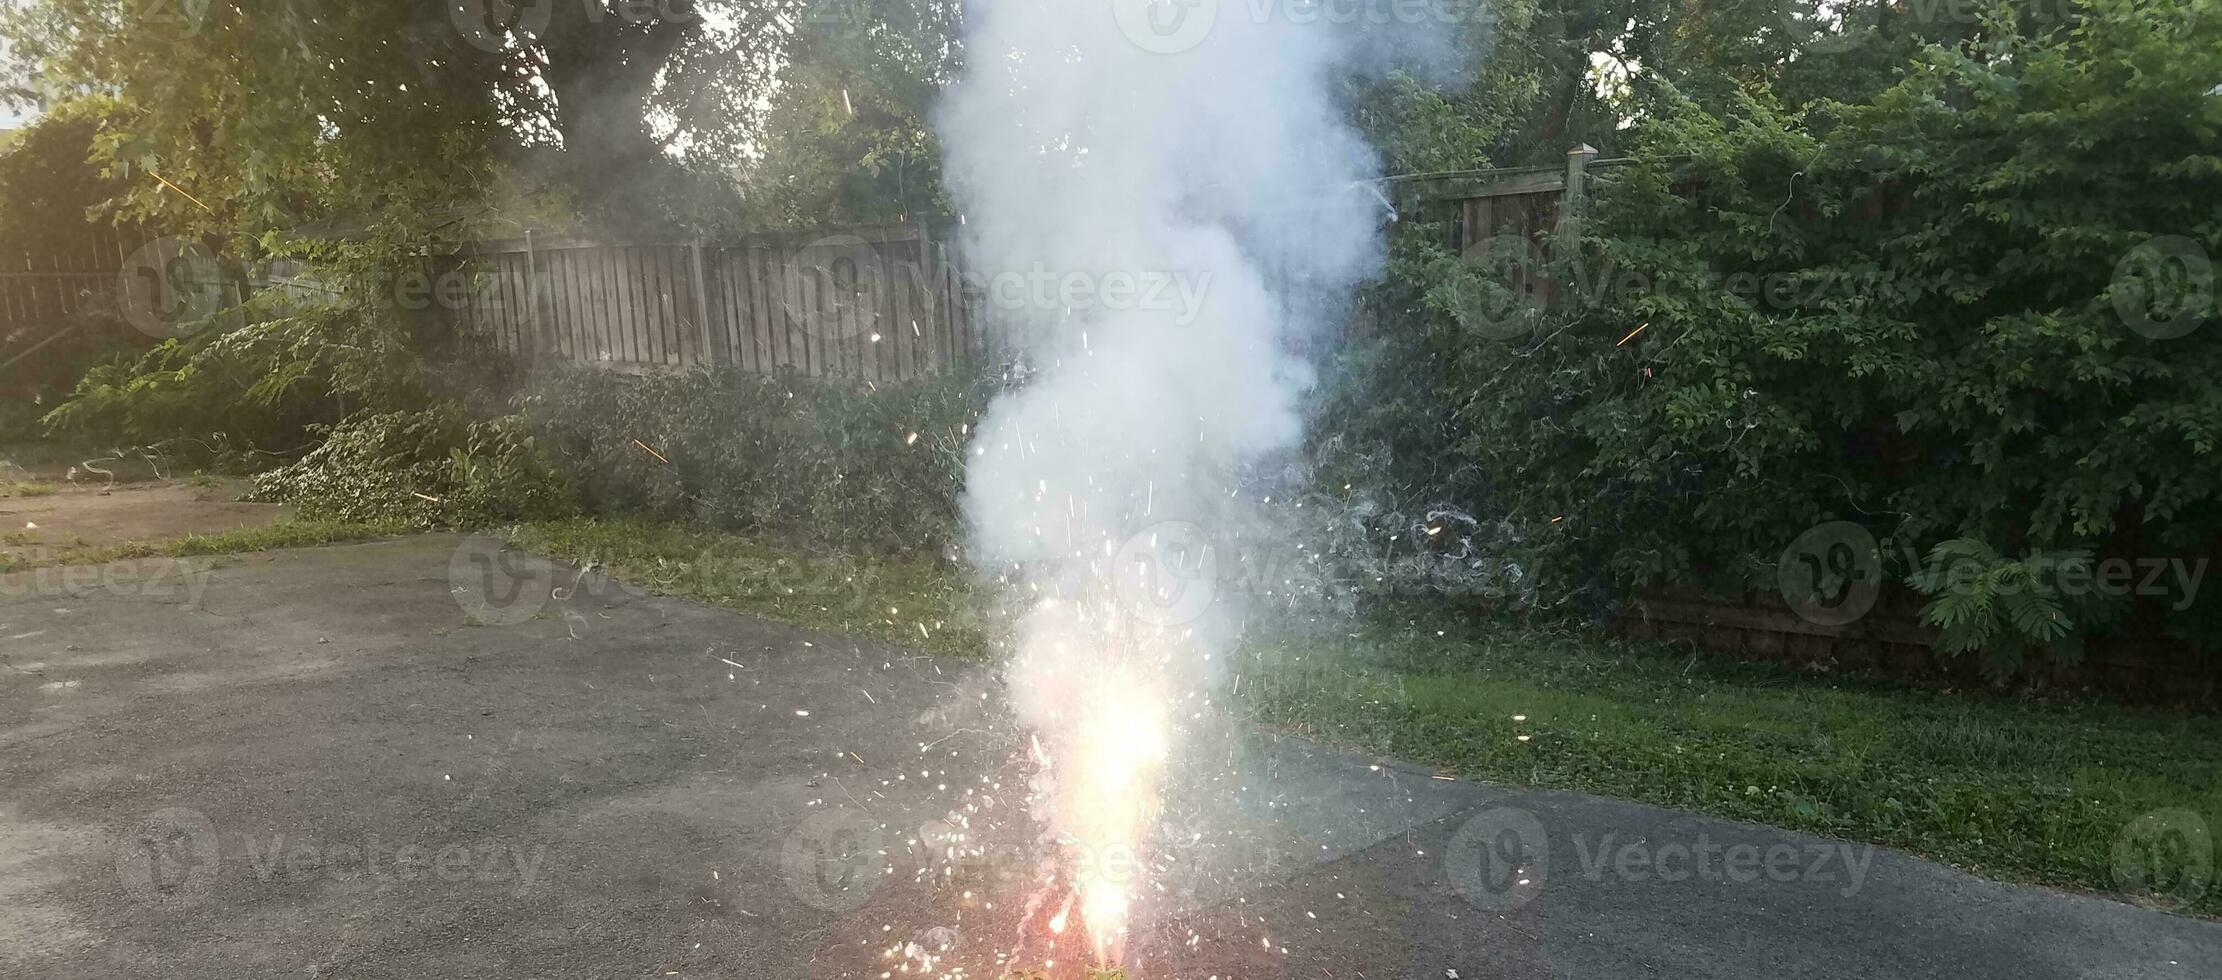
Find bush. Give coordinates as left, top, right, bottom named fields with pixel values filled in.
left=253, top=406, right=577, bottom=529
left=1325, top=0, right=2222, bottom=673
left=521, top=367, right=989, bottom=555
left=1, top=312, right=151, bottom=436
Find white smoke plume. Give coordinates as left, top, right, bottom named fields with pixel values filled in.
left=938, top=0, right=1462, bottom=967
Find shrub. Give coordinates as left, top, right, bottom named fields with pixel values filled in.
left=1324, top=0, right=2222, bottom=672
left=253, top=406, right=577, bottom=529
left=520, top=367, right=989, bottom=555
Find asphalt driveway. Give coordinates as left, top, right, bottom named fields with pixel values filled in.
left=3, top=535, right=2216, bottom=978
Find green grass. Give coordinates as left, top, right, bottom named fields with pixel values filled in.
left=0, top=519, right=404, bottom=573
left=508, top=517, right=992, bottom=661
left=1242, top=615, right=2222, bottom=917
left=0, top=478, right=58, bottom=497
left=518, top=519, right=2222, bottom=918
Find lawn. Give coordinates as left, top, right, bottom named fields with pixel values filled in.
left=508, top=517, right=994, bottom=661
left=0, top=518, right=404, bottom=573
left=1242, top=615, right=2222, bottom=917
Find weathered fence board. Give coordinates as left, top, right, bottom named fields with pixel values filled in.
left=453, top=224, right=991, bottom=383
left=0, top=226, right=151, bottom=330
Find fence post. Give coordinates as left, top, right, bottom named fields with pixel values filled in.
left=1560, top=143, right=1599, bottom=247
left=524, top=230, right=541, bottom=358
left=690, top=239, right=715, bottom=368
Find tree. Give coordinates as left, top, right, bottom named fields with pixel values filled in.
left=1416, top=0, right=2222, bottom=660
left=739, top=0, right=962, bottom=226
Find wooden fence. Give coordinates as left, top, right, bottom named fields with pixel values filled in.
left=0, top=226, right=149, bottom=333
left=453, top=223, right=994, bottom=383
left=1620, top=586, right=2219, bottom=706
left=6, top=157, right=1614, bottom=382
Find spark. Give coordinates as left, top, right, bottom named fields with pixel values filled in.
left=147, top=171, right=215, bottom=212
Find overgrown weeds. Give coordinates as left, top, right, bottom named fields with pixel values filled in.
left=521, top=366, right=988, bottom=555
left=252, top=406, right=578, bottom=529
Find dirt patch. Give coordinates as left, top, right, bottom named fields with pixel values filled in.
left=0, top=479, right=284, bottom=565
left=0, top=442, right=171, bottom=486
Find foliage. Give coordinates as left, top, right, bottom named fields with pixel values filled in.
left=521, top=367, right=990, bottom=555
left=0, top=100, right=148, bottom=433
left=40, top=294, right=434, bottom=457
left=252, top=406, right=578, bottom=530
left=0, top=0, right=788, bottom=233
left=1909, top=538, right=2132, bottom=678
left=739, top=0, right=961, bottom=227
left=1345, top=0, right=2222, bottom=666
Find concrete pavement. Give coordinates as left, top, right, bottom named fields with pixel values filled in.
left=3, top=535, right=2215, bottom=978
